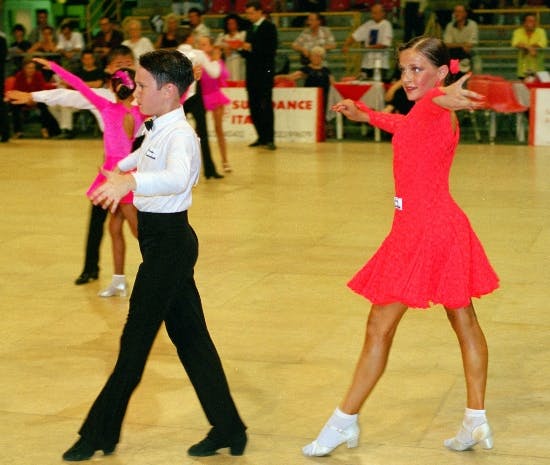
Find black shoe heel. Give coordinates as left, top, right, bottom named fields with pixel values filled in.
left=229, top=433, right=247, bottom=455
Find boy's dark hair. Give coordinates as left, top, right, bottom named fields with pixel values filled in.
left=188, top=7, right=203, bottom=16
left=12, top=23, right=26, bottom=34
left=106, top=45, right=134, bottom=65
left=139, top=49, right=194, bottom=96
left=245, top=1, right=262, bottom=10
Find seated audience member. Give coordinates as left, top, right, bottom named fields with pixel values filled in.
left=155, top=13, right=182, bottom=49
left=443, top=5, right=478, bottom=76
left=511, top=13, right=548, bottom=79
left=92, top=16, right=124, bottom=67
left=10, top=59, right=60, bottom=138
left=277, top=46, right=334, bottom=117
left=28, top=9, right=54, bottom=44
left=122, top=19, right=155, bottom=66
left=28, top=25, right=58, bottom=55
left=215, top=13, right=248, bottom=81
left=172, top=0, right=206, bottom=16
left=342, top=4, right=393, bottom=82
left=1, top=32, right=9, bottom=142
left=50, top=49, right=105, bottom=139
left=292, top=12, right=336, bottom=66
left=188, top=8, right=211, bottom=38
left=56, top=21, right=84, bottom=71
left=9, top=24, right=32, bottom=72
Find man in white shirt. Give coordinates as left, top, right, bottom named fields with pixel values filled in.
left=443, top=5, right=479, bottom=75
left=62, top=48, right=247, bottom=462
left=342, top=4, right=394, bottom=82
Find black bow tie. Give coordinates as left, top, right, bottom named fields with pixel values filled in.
left=144, top=119, right=154, bottom=131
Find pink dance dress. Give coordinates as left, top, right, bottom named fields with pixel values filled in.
left=348, top=88, right=499, bottom=309
left=50, top=62, right=147, bottom=204
left=200, top=59, right=231, bottom=111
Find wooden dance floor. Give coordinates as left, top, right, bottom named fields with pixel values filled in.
left=1, top=137, right=549, bottom=465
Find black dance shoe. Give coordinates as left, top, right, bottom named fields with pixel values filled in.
left=74, top=270, right=98, bottom=285
left=265, top=142, right=277, bottom=151
left=187, top=430, right=247, bottom=457
left=248, top=140, right=265, bottom=147
left=62, top=438, right=115, bottom=461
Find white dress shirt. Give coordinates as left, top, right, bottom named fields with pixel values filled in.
left=117, top=107, right=201, bottom=213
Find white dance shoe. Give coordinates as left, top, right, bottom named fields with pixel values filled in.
left=98, top=280, right=128, bottom=297
left=444, top=422, right=493, bottom=451
left=302, top=422, right=360, bottom=457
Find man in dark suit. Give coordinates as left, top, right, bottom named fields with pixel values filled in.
left=239, top=1, right=278, bottom=150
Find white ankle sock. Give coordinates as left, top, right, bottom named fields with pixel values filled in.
left=456, top=408, right=487, bottom=442
left=111, top=274, right=126, bottom=285
left=315, top=408, right=358, bottom=448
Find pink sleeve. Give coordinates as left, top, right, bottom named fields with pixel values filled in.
left=50, top=62, right=109, bottom=111
left=355, top=100, right=405, bottom=134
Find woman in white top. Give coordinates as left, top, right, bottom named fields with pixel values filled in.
left=122, top=19, right=154, bottom=66
left=215, top=14, right=247, bottom=81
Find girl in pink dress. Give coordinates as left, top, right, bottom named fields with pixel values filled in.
left=197, top=36, right=232, bottom=172
left=303, top=37, right=498, bottom=457
left=34, top=58, right=147, bottom=297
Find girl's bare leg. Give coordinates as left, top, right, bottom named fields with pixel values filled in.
left=341, top=302, right=408, bottom=413
left=213, top=107, right=228, bottom=166
left=444, top=302, right=493, bottom=451
left=303, top=302, right=407, bottom=456
left=119, top=203, right=138, bottom=239
left=445, top=303, right=488, bottom=410
left=109, top=210, right=125, bottom=275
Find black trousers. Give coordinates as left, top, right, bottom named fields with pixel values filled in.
left=78, top=211, right=245, bottom=448
left=183, top=83, right=219, bottom=177
left=247, top=83, right=274, bottom=144
left=81, top=203, right=108, bottom=274
left=11, top=102, right=60, bottom=136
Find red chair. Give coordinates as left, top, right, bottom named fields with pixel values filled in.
left=329, top=0, right=351, bottom=11
left=274, top=76, right=297, bottom=87
left=234, top=0, right=247, bottom=13
left=209, top=0, right=231, bottom=13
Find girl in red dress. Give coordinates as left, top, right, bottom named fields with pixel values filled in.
left=303, top=36, right=498, bottom=457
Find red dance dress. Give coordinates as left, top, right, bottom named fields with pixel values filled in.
left=348, top=88, right=499, bottom=309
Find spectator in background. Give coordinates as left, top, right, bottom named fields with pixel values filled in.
left=292, top=12, right=336, bottom=66
left=92, top=16, right=124, bottom=66
left=383, top=79, right=414, bottom=115
left=9, top=24, right=32, bottom=72
left=154, top=13, right=182, bottom=49
left=342, top=4, right=394, bottom=82
left=511, top=13, right=548, bottom=80
left=402, top=0, right=427, bottom=42
left=188, top=8, right=211, bottom=38
left=172, top=0, right=205, bottom=16
left=28, top=9, right=54, bottom=44
left=28, top=25, right=58, bottom=56
left=277, top=46, right=334, bottom=120
left=10, top=59, right=60, bottom=139
left=215, top=13, right=247, bottom=81
left=56, top=20, right=84, bottom=71
left=122, top=19, right=155, bottom=66
left=443, top=5, right=479, bottom=76
left=76, top=49, right=105, bottom=88
left=239, top=1, right=278, bottom=150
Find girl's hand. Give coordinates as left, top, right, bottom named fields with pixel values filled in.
left=436, top=73, right=486, bottom=111
left=332, top=99, right=370, bottom=123
left=32, top=57, right=51, bottom=69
